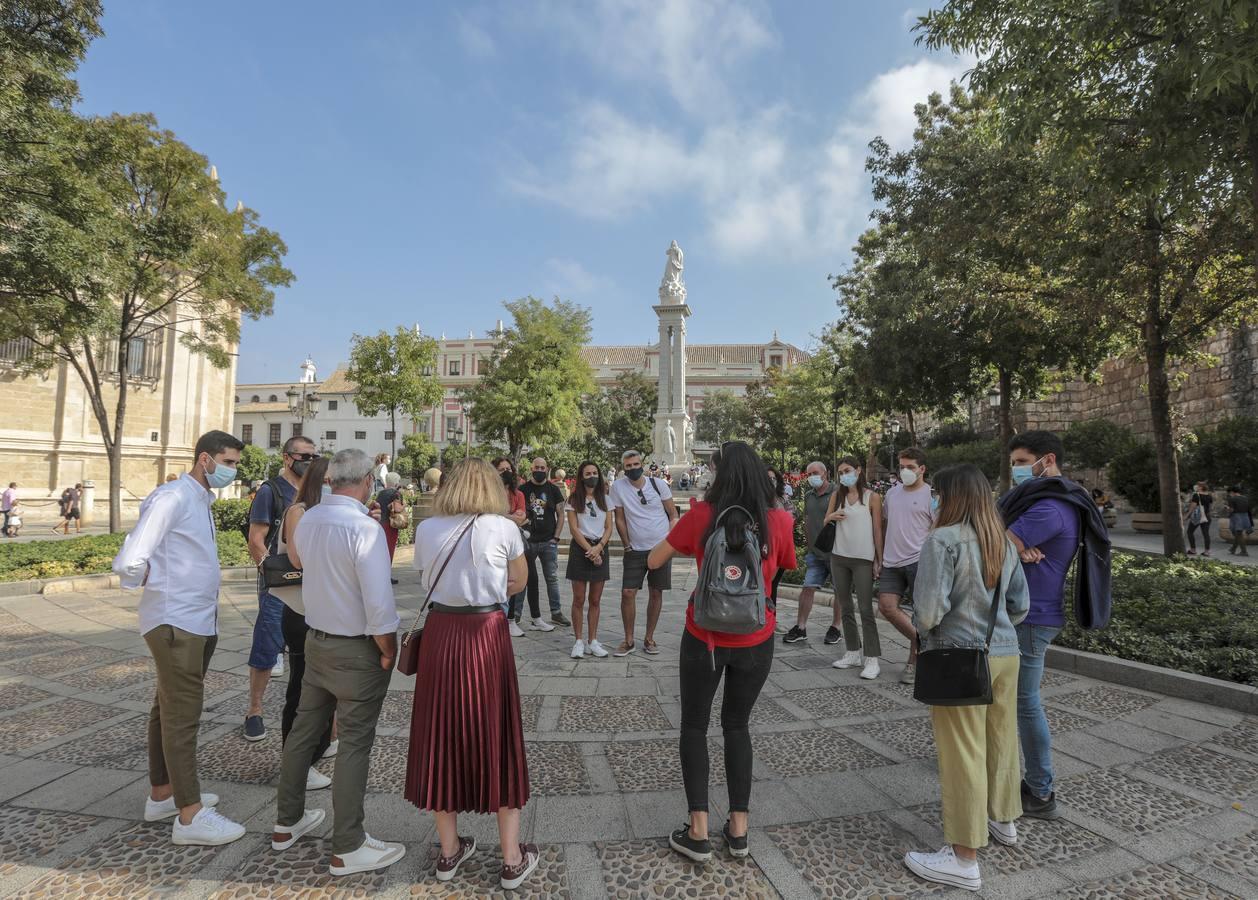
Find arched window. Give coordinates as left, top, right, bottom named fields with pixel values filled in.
left=251, top=395, right=260, bottom=402
left=268, top=394, right=278, bottom=402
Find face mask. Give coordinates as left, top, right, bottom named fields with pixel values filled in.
left=203, top=457, right=236, bottom=489
left=808, top=474, right=824, bottom=489
left=291, top=459, right=310, bottom=477
left=899, top=468, right=918, bottom=486
left=930, top=495, right=940, bottom=513
left=531, top=471, right=547, bottom=483
left=321, top=483, right=332, bottom=496
left=1011, top=456, right=1044, bottom=486
left=583, top=476, right=598, bottom=488
left=838, top=473, right=857, bottom=488
left=625, top=466, right=644, bottom=482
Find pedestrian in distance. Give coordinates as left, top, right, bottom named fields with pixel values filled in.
left=372, top=453, right=390, bottom=493
left=1226, top=485, right=1252, bottom=556
left=3, top=500, right=22, bottom=537
left=783, top=461, right=842, bottom=647
left=494, top=457, right=530, bottom=635
left=565, top=461, right=613, bottom=660
left=372, top=471, right=406, bottom=584
left=112, top=429, right=248, bottom=846
left=1184, top=481, right=1213, bottom=556
left=826, top=457, right=884, bottom=679
left=520, top=457, right=571, bottom=630
left=53, top=483, right=83, bottom=534
left=609, top=449, right=679, bottom=657
left=878, top=448, right=935, bottom=684
left=766, top=467, right=791, bottom=604
left=1, top=481, right=16, bottom=536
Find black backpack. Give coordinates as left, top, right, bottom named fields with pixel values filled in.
left=693, top=505, right=767, bottom=634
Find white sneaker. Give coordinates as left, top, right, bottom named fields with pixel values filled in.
left=531, top=617, right=555, bottom=633
left=329, top=833, right=406, bottom=876
left=144, top=792, right=219, bottom=822
left=988, top=819, right=1018, bottom=846
left=833, top=650, right=864, bottom=669
left=272, top=808, right=326, bottom=851
left=307, top=766, right=332, bottom=790
left=322, top=739, right=338, bottom=759
left=904, top=845, right=981, bottom=891
left=587, top=639, right=609, bottom=658
left=900, top=662, right=917, bottom=685
left=509, top=620, right=525, bottom=637
left=860, top=658, right=881, bottom=680
left=272, top=654, right=284, bottom=677
left=571, top=639, right=585, bottom=658
left=171, top=806, right=246, bottom=846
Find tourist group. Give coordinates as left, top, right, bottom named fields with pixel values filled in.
left=111, top=426, right=1110, bottom=892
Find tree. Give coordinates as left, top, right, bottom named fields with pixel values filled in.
left=393, top=432, right=437, bottom=482
left=1, top=113, right=293, bottom=531
left=695, top=390, right=755, bottom=447
left=346, top=326, right=442, bottom=459
left=461, top=297, right=596, bottom=460
left=236, top=444, right=276, bottom=484
left=572, top=371, right=656, bottom=465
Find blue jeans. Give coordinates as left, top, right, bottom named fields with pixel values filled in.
left=248, top=591, right=286, bottom=670
left=525, top=540, right=562, bottom=618
left=1016, top=622, right=1062, bottom=798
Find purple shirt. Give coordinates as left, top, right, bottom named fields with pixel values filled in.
left=1009, top=498, right=1079, bottom=627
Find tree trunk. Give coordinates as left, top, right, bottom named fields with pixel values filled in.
left=1145, top=324, right=1184, bottom=555
left=111, top=334, right=131, bottom=533
left=997, top=368, right=1013, bottom=495
left=866, top=431, right=877, bottom=478
left=1250, top=122, right=1258, bottom=286
left=390, top=409, right=397, bottom=459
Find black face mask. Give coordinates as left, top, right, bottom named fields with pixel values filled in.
left=500, top=471, right=516, bottom=490
left=531, top=471, right=548, bottom=483
left=625, top=466, right=644, bottom=482
left=583, top=476, right=598, bottom=488
left=291, top=459, right=310, bottom=477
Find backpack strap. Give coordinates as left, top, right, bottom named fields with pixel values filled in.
left=264, top=476, right=289, bottom=553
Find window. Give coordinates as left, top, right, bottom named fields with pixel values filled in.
left=291, top=423, right=302, bottom=438
left=0, top=337, right=35, bottom=365
left=251, top=395, right=260, bottom=403
left=420, top=416, right=431, bottom=434
left=324, top=430, right=337, bottom=441
left=101, top=331, right=163, bottom=380
left=327, top=399, right=338, bottom=411
left=446, top=415, right=460, bottom=439
left=384, top=430, right=395, bottom=441
left=268, top=423, right=281, bottom=448
left=421, top=365, right=433, bottom=376
left=769, top=354, right=783, bottom=369
left=268, top=394, right=278, bottom=402
left=241, top=424, right=253, bottom=444
left=234, top=395, right=240, bottom=403
left=447, top=359, right=461, bottom=376
left=355, top=430, right=367, bottom=440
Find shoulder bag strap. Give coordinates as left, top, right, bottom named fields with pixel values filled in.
left=983, top=553, right=1009, bottom=650
left=402, top=515, right=477, bottom=634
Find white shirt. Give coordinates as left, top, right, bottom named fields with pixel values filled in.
left=113, top=474, right=220, bottom=637
left=609, top=476, right=674, bottom=550
left=570, top=496, right=610, bottom=541
left=293, top=494, right=399, bottom=636
left=831, top=489, right=877, bottom=562
left=413, top=514, right=524, bottom=607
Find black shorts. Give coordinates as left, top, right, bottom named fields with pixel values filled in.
left=565, top=539, right=610, bottom=583
left=621, top=549, right=671, bottom=592
left=878, top=562, right=917, bottom=599
left=66, top=509, right=80, bottom=520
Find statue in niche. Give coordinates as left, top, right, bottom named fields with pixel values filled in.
left=658, top=240, right=686, bottom=305
left=685, top=417, right=694, bottom=449
left=666, top=422, right=677, bottom=455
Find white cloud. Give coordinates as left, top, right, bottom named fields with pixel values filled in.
left=544, top=257, right=611, bottom=297
left=456, top=15, right=496, bottom=59
left=841, top=57, right=972, bottom=152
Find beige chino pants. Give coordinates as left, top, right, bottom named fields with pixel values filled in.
left=145, top=624, right=217, bottom=809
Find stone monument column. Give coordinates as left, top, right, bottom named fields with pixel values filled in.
left=653, top=241, right=691, bottom=470
left=657, top=321, right=672, bottom=420
left=672, top=320, right=686, bottom=414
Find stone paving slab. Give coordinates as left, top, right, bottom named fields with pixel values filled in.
left=0, top=559, right=1254, bottom=898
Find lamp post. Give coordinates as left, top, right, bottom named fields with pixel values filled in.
left=884, top=417, right=901, bottom=477
left=446, top=402, right=470, bottom=459
left=285, top=384, right=321, bottom=440
left=830, top=362, right=841, bottom=467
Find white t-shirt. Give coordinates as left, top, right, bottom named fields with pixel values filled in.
left=569, top=496, right=610, bottom=541
left=413, top=514, right=524, bottom=607
left=609, top=476, right=673, bottom=551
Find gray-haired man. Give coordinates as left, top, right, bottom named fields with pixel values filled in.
left=609, top=449, right=678, bottom=656
left=784, top=461, right=842, bottom=645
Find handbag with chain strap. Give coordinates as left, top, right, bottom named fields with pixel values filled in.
left=397, top=515, right=477, bottom=676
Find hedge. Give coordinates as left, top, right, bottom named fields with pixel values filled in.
left=0, top=531, right=251, bottom=583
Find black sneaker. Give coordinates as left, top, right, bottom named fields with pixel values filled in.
left=552, top=612, right=571, bottom=627
left=243, top=715, right=266, bottom=742
left=782, top=626, right=807, bottom=644
left=823, top=626, right=841, bottom=645
left=669, top=825, right=712, bottom=862
left=1020, top=779, right=1060, bottom=820
left=722, top=821, right=749, bottom=858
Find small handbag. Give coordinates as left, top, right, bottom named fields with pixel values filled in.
left=397, top=515, right=477, bottom=676
left=913, top=566, right=1006, bottom=707
left=259, top=552, right=303, bottom=590
left=813, top=521, right=836, bottom=555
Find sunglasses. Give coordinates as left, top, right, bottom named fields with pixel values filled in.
left=587, top=501, right=597, bottom=517
left=636, top=489, right=648, bottom=506
left=289, top=452, right=321, bottom=462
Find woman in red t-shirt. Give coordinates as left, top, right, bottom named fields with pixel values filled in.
left=646, top=441, right=796, bottom=863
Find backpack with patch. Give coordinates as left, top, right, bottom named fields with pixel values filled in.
left=693, top=505, right=767, bottom=634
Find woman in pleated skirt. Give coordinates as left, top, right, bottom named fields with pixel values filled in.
left=404, top=458, right=538, bottom=890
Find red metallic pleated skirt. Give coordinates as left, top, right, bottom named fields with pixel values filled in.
left=404, top=608, right=530, bottom=813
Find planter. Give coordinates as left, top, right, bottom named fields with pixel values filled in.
left=1130, top=512, right=1163, bottom=534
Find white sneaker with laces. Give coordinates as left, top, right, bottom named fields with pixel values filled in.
left=307, top=766, right=332, bottom=790
left=509, top=620, right=525, bottom=637
left=530, top=617, right=555, bottom=633
left=145, top=792, right=219, bottom=822
left=904, top=845, right=981, bottom=891
left=860, top=657, right=881, bottom=680
left=329, top=833, right=406, bottom=876
left=833, top=650, right=864, bottom=669
left=171, top=806, right=246, bottom=846
left=587, top=639, right=609, bottom=658
left=322, top=739, right=338, bottom=759
left=272, top=808, right=326, bottom=851
left=571, top=639, right=585, bottom=659
left=988, top=819, right=1018, bottom=846
left=272, top=654, right=284, bottom=677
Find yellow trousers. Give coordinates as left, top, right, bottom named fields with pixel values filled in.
left=929, top=653, right=1023, bottom=849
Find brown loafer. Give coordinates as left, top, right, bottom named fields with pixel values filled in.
left=643, top=639, right=660, bottom=655
left=500, top=842, right=539, bottom=890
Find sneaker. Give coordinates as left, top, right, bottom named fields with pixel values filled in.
left=272, top=808, right=326, bottom=851
left=587, top=639, right=609, bottom=658
left=172, top=806, right=247, bottom=846
left=1202, top=551, right=1211, bottom=558
left=833, top=650, right=864, bottom=670
left=436, top=835, right=476, bottom=882
left=988, top=819, right=1018, bottom=846
left=500, top=842, right=540, bottom=890
left=860, top=658, right=881, bottom=680
left=782, top=625, right=807, bottom=644
left=306, top=766, right=332, bottom=790
left=823, top=625, right=841, bottom=645
left=613, top=640, right=636, bottom=657
left=1186, top=550, right=1197, bottom=556
left=144, top=792, right=219, bottom=822
left=322, top=739, right=338, bottom=759
left=552, top=611, right=571, bottom=627
left=899, top=662, right=916, bottom=685
left=669, top=824, right=713, bottom=862
left=571, top=639, right=586, bottom=659
left=509, top=620, right=525, bottom=637
left=1020, top=780, right=1061, bottom=820
left=244, top=715, right=266, bottom=742
left=530, top=617, right=555, bottom=633
left=722, top=820, right=749, bottom=858
left=272, top=655, right=284, bottom=677
left=904, top=845, right=981, bottom=891
left=329, top=833, right=406, bottom=876
left=643, top=638, right=660, bottom=655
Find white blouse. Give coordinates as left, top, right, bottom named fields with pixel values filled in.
left=570, top=497, right=610, bottom=541
left=413, top=514, right=524, bottom=607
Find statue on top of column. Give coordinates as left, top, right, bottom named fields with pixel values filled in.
left=658, top=240, right=687, bottom=305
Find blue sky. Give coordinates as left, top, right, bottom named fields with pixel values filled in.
left=75, top=1, right=969, bottom=383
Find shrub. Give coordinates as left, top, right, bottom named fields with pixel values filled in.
left=1063, top=419, right=1136, bottom=471
left=1180, top=415, right=1258, bottom=492
left=0, top=532, right=249, bottom=583
left=215, top=531, right=252, bottom=567
left=926, top=422, right=979, bottom=449
left=925, top=439, right=1002, bottom=484
left=212, top=499, right=252, bottom=538
left=1107, top=440, right=1160, bottom=512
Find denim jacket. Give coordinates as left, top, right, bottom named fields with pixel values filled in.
left=912, top=524, right=1029, bottom=657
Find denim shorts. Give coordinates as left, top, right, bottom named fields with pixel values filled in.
left=802, top=552, right=831, bottom=588
left=878, top=562, right=917, bottom=599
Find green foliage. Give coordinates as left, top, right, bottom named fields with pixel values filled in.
left=0, top=531, right=248, bottom=582
left=925, top=422, right=979, bottom=449
left=346, top=326, right=442, bottom=458
left=1058, top=553, right=1258, bottom=686
left=925, top=439, right=1003, bottom=484
left=236, top=444, right=278, bottom=484
left=1063, top=419, right=1137, bottom=472
left=211, top=498, right=251, bottom=538
left=1180, top=416, right=1258, bottom=492
left=571, top=371, right=656, bottom=465
left=215, top=530, right=251, bottom=567
left=695, top=389, right=756, bottom=447
left=393, top=432, right=437, bottom=481
left=1108, top=441, right=1161, bottom=513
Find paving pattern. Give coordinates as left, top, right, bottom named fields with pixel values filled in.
left=0, top=559, right=1254, bottom=898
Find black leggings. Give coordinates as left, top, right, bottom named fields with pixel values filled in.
left=678, top=629, right=774, bottom=814
left=281, top=604, right=333, bottom=766
left=1186, top=521, right=1211, bottom=552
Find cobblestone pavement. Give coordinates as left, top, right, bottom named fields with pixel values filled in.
left=0, top=558, right=1255, bottom=898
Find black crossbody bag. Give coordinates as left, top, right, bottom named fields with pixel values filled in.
left=913, top=565, right=1006, bottom=707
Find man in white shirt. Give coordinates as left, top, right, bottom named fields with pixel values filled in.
left=609, top=449, right=678, bottom=657
left=112, top=430, right=247, bottom=847
left=272, top=448, right=404, bottom=877
left=1, top=482, right=16, bottom=536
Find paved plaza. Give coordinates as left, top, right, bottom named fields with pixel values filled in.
left=0, top=556, right=1255, bottom=898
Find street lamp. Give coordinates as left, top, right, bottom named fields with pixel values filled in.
left=987, top=388, right=1001, bottom=409
left=446, top=402, right=470, bottom=459
left=884, top=417, right=901, bottom=477
left=285, top=384, right=321, bottom=437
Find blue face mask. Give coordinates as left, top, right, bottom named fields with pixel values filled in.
left=1011, top=456, right=1045, bottom=486
left=839, top=473, right=858, bottom=488
left=321, top=484, right=332, bottom=496
left=203, top=457, right=236, bottom=489
left=930, top=495, right=940, bottom=514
